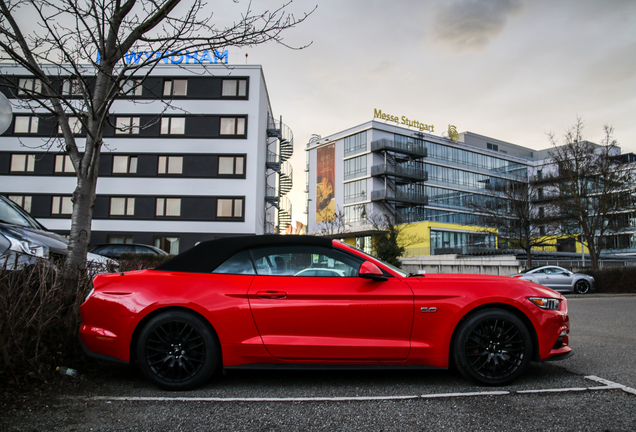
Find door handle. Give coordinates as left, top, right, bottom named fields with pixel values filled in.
left=256, top=290, right=287, bottom=299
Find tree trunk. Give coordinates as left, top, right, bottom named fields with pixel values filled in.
left=62, top=165, right=99, bottom=302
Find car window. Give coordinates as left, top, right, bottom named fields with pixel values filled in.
left=249, top=245, right=363, bottom=277
left=533, top=269, right=545, bottom=274
left=136, top=246, right=154, bottom=254
left=213, top=250, right=256, bottom=275
left=550, top=268, right=565, bottom=275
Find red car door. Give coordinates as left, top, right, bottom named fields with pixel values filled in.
left=247, top=245, right=414, bottom=361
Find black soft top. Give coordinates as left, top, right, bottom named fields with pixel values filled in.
left=154, top=235, right=334, bottom=273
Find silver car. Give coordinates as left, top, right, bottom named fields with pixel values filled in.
left=513, top=265, right=595, bottom=294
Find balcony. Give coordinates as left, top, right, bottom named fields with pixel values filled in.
left=371, top=164, right=428, bottom=181
left=371, top=139, right=427, bottom=158
left=371, top=190, right=428, bottom=205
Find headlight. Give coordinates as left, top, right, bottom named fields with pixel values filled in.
left=5, top=234, right=49, bottom=258
left=529, top=297, right=560, bottom=310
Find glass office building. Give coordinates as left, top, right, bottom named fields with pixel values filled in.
left=306, top=120, right=537, bottom=255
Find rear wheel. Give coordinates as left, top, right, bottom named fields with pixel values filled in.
left=136, top=310, right=219, bottom=390
left=574, top=280, right=590, bottom=294
left=453, top=308, right=532, bottom=386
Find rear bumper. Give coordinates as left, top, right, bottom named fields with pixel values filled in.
left=79, top=337, right=129, bottom=364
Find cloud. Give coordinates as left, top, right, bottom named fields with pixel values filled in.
left=430, top=0, right=523, bottom=53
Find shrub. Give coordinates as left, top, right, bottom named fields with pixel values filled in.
left=584, top=267, right=636, bottom=293
left=0, top=260, right=93, bottom=388
left=117, top=253, right=173, bottom=272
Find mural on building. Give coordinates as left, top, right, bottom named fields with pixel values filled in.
left=316, top=143, right=335, bottom=222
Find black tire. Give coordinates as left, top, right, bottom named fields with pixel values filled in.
left=574, top=280, right=590, bottom=294
left=136, top=310, right=219, bottom=390
left=453, top=308, right=532, bottom=386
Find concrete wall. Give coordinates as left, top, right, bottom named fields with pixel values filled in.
left=400, top=254, right=523, bottom=275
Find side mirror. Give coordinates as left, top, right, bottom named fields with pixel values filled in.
left=359, top=261, right=388, bottom=281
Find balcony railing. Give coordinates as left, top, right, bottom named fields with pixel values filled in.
left=371, top=190, right=428, bottom=205
left=371, top=139, right=427, bottom=158
left=371, top=164, right=428, bottom=181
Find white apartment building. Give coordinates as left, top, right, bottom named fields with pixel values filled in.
left=0, top=63, right=293, bottom=253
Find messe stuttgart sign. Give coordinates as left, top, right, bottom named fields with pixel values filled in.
left=96, top=49, right=229, bottom=65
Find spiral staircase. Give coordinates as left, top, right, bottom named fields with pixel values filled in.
left=265, top=116, right=293, bottom=234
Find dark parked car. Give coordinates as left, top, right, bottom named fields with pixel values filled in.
left=89, top=243, right=169, bottom=259
left=0, top=195, right=110, bottom=268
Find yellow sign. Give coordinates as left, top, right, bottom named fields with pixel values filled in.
left=373, top=108, right=434, bottom=133
left=448, top=124, right=459, bottom=142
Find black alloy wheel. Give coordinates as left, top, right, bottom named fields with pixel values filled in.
left=574, top=279, right=591, bottom=294
left=137, top=310, right=219, bottom=390
left=453, top=308, right=532, bottom=386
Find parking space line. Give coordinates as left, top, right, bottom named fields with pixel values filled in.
left=585, top=375, right=636, bottom=395
left=420, top=391, right=509, bottom=398
left=82, top=376, right=634, bottom=403
left=517, top=387, right=587, bottom=394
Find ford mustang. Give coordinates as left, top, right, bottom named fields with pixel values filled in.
left=79, top=235, right=572, bottom=390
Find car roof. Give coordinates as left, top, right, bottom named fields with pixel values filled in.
left=155, top=235, right=334, bottom=273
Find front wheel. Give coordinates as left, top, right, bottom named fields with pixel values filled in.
left=453, top=308, right=532, bottom=386
left=574, top=280, right=590, bottom=294
left=136, top=310, right=219, bottom=390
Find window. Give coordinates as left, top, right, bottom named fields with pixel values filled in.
left=344, top=131, right=367, bottom=156
left=154, top=236, right=180, bottom=254
left=213, top=250, right=255, bottom=275
left=121, top=79, right=143, bottom=96
left=217, top=198, right=243, bottom=219
left=58, top=117, right=82, bottom=134
left=221, top=79, right=247, bottom=97
left=344, top=179, right=366, bottom=203
left=10, top=154, right=35, bottom=172
left=156, top=198, right=181, bottom=217
left=14, top=116, right=39, bottom=134
left=112, top=155, right=137, bottom=174
left=344, top=155, right=366, bottom=180
left=344, top=204, right=366, bottom=224
left=356, top=236, right=373, bottom=255
left=8, top=195, right=32, bottom=213
left=218, top=156, right=244, bottom=175
left=220, top=117, right=246, bottom=136
left=108, top=235, right=134, bottom=244
left=115, top=117, right=140, bottom=134
left=158, top=156, right=183, bottom=174
left=62, top=79, right=82, bottom=96
left=487, top=143, right=499, bottom=151
left=55, top=155, right=75, bottom=173
left=110, top=197, right=135, bottom=216
left=160, top=117, right=185, bottom=135
left=18, top=78, right=42, bottom=96
left=249, top=245, right=363, bottom=277
left=51, top=196, right=73, bottom=215
left=163, top=79, right=188, bottom=96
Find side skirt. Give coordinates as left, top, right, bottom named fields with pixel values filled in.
left=224, top=363, right=445, bottom=371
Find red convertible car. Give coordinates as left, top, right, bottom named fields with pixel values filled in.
left=79, top=235, right=572, bottom=390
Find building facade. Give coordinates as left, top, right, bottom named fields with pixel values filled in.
left=0, top=64, right=293, bottom=254
left=306, top=119, right=636, bottom=256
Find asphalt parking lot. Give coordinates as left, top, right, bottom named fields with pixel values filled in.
left=2, top=295, right=635, bottom=431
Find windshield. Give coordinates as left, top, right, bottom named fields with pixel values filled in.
left=334, top=240, right=409, bottom=277
left=0, top=196, right=45, bottom=229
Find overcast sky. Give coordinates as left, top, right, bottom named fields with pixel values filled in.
left=234, top=0, right=636, bottom=224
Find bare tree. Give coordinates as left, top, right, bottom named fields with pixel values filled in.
left=543, top=118, right=635, bottom=270
left=469, top=177, right=558, bottom=268
left=0, top=0, right=313, bottom=293
left=367, top=211, right=423, bottom=268
left=316, top=206, right=347, bottom=237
